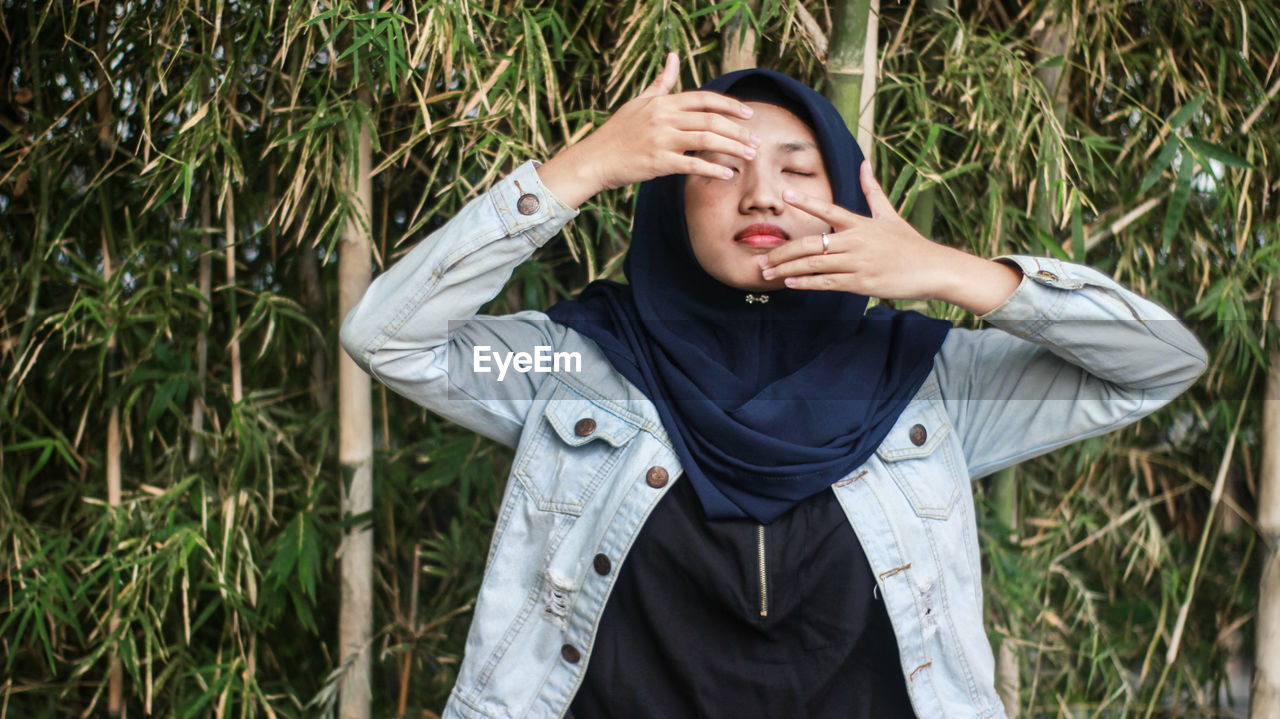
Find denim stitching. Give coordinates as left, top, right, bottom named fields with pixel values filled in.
left=557, top=456, right=675, bottom=715
left=923, top=515, right=981, bottom=701
left=469, top=569, right=542, bottom=701
left=484, top=480, right=522, bottom=575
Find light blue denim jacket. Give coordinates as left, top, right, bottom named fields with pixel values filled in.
left=341, top=161, right=1207, bottom=719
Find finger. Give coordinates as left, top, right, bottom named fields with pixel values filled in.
left=640, top=52, right=680, bottom=98
left=674, top=112, right=761, bottom=150
left=677, top=152, right=736, bottom=181
left=860, top=160, right=896, bottom=218
left=782, top=189, right=859, bottom=230
left=782, top=272, right=856, bottom=292
left=759, top=249, right=844, bottom=281
left=672, top=90, right=755, bottom=120
left=678, top=129, right=758, bottom=162
left=759, top=231, right=843, bottom=269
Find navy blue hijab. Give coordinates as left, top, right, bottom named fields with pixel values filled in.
left=547, top=68, right=950, bottom=524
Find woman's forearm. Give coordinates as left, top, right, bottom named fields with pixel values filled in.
left=340, top=162, right=575, bottom=378
left=536, top=142, right=606, bottom=210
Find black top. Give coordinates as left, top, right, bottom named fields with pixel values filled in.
left=570, top=475, right=917, bottom=719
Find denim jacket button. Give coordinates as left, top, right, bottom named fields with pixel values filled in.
left=574, top=418, right=597, bottom=436
left=561, top=644, right=581, bottom=663
left=909, top=424, right=927, bottom=446
left=646, top=466, right=669, bottom=488
left=517, top=193, right=540, bottom=215
left=593, top=553, right=612, bottom=575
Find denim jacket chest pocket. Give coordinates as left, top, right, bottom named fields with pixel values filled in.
left=875, top=396, right=963, bottom=520
left=513, top=380, right=642, bottom=516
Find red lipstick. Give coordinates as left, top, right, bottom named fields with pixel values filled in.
left=734, top=223, right=789, bottom=249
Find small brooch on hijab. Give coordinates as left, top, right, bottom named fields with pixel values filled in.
left=744, top=293, right=770, bottom=304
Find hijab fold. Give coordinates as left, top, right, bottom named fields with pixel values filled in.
left=547, top=69, right=950, bottom=524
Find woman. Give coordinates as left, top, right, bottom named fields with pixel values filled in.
left=341, top=54, right=1206, bottom=718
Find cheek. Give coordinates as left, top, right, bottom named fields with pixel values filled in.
left=796, top=179, right=834, bottom=231
left=683, top=182, right=732, bottom=229
left=797, top=216, right=831, bottom=237
left=800, top=174, right=834, bottom=203
left=683, top=184, right=707, bottom=225
left=682, top=189, right=716, bottom=263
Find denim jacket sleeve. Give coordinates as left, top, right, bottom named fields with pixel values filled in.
left=339, top=161, right=579, bottom=448
left=935, top=255, right=1208, bottom=478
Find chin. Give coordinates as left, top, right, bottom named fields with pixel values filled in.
left=728, top=276, right=785, bottom=292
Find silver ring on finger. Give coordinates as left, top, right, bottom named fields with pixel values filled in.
left=821, top=232, right=830, bottom=255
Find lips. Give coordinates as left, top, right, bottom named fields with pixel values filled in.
left=734, top=223, right=790, bottom=249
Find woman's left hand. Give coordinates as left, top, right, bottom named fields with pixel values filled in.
left=758, top=161, right=1021, bottom=315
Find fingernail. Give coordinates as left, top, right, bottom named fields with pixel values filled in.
left=744, top=146, right=756, bottom=159
left=740, top=104, right=754, bottom=117
left=722, top=167, right=733, bottom=179
left=783, top=189, right=798, bottom=202
left=749, top=134, right=762, bottom=148
left=757, top=256, right=770, bottom=268
left=762, top=268, right=775, bottom=279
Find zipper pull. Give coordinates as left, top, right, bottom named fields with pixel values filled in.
left=757, top=523, right=768, bottom=617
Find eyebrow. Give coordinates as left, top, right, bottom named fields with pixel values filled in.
left=777, top=140, right=818, bottom=153
left=691, top=140, right=818, bottom=159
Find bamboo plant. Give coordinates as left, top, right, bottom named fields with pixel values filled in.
left=0, top=1, right=1275, bottom=716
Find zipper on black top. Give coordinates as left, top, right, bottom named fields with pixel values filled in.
left=757, top=523, right=768, bottom=617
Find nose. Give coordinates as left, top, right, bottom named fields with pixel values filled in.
left=737, top=165, right=784, bottom=216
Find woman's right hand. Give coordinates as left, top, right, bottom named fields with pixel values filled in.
left=536, top=52, right=761, bottom=209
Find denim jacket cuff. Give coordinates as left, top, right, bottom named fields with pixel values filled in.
left=976, top=255, right=1086, bottom=329
left=488, top=160, right=580, bottom=246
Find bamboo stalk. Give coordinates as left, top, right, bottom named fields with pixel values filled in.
left=1031, top=7, right=1072, bottom=237
left=297, top=213, right=332, bottom=413
left=103, top=236, right=123, bottom=717
left=993, top=10, right=1073, bottom=715
left=992, top=465, right=1019, bottom=717
left=1145, top=386, right=1248, bottom=719
left=396, top=543, right=421, bottom=717
left=826, top=0, right=878, bottom=157
left=1255, top=282, right=1280, bottom=718
left=189, top=187, right=213, bottom=462
left=854, top=0, right=877, bottom=157
left=225, top=192, right=242, bottom=405
left=794, top=4, right=828, bottom=61
left=1239, top=76, right=1280, bottom=135
left=720, top=0, right=760, bottom=73
left=96, top=7, right=125, bottom=709
left=0, top=1, right=51, bottom=418
left=338, top=87, right=375, bottom=719
left=1167, top=394, right=1246, bottom=664
left=907, top=0, right=949, bottom=240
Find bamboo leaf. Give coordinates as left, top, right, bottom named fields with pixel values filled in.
left=1168, top=93, right=1208, bottom=129
left=296, top=512, right=321, bottom=600
left=1183, top=136, right=1254, bottom=169
left=1071, top=193, right=1085, bottom=262
left=1161, top=150, right=1196, bottom=251
left=1139, top=140, right=1179, bottom=195
left=178, top=103, right=209, bottom=134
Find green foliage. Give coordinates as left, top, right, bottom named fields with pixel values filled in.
left=1, top=0, right=1276, bottom=716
